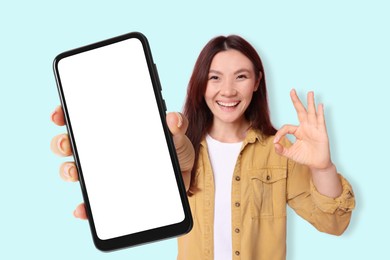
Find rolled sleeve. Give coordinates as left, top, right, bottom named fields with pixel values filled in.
left=310, top=174, right=356, bottom=214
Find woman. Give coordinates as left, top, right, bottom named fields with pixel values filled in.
left=51, top=35, right=355, bottom=260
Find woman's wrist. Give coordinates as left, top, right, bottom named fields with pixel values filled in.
left=310, top=163, right=343, bottom=198
left=310, top=162, right=337, bottom=176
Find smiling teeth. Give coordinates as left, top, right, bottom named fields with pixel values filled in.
left=217, top=101, right=240, bottom=107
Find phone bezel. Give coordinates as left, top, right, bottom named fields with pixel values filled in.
left=53, top=32, right=192, bottom=251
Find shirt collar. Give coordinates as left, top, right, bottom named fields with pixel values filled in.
left=200, top=128, right=265, bottom=147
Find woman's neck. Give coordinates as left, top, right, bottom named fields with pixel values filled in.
left=208, top=118, right=250, bottom=143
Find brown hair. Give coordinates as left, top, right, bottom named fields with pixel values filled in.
left=183, top=35, right=277, bottom=195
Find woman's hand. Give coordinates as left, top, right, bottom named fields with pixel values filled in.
left=166, top=112, right=195, bottom=191
left=50, top=105, right=87, bottom=219
left=50, top=106, right=194, bottom=219
left=273, top=89, right=332, bottom=170
left=273, top=89, right=342, bottom=198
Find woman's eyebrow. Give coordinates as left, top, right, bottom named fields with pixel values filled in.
left=209, top=68, right=251, bottom=75
left=234, top=68, right=251, bottom=75
left=208, top=69, right=223, bottom=75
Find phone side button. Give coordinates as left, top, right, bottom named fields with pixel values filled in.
left=162, top=99, right=167, bottom=111
left=154, top=63, right=162, bottom=91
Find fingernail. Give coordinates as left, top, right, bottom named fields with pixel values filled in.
left=73, top=209, right=79, bottom=218
left=57, top=136, right=66, bottom=154
left=64, top=164, right=76, bottom=181
left=50, top=110, right=57, bottom=122
left=176, top=112, right=183, bottom=128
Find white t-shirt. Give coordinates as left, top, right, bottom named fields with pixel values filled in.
left=206, top=134, right=243, bottom=260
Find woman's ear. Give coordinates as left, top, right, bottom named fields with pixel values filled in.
left=254, top=71, right=263, bottom=92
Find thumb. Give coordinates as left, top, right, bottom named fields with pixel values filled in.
left=274, top=142, right=289, bottom=157
left=166, top=112, right=188, bottom=136
left=166, top=112, right=194, bottom=174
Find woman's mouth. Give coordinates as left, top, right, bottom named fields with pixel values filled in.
left=216, top=101, right=240, bottom=108
left=216, top=101, right=241, bottom=112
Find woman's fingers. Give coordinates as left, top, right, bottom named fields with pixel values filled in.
left=51, top=105, right=65, bottom=126
left=306, top=91, right=317, bottom=125
left=273, top=124, right=299, bottom=159
left=51, top=105, right=84, bottom=219
left=273, top=124, right=298, bottom=144
left=273, top=124, right=299, bottom=157
left=291, top=89, right=324, bottom=127
left=73, top=203, right=88, bottom=220
left=59, top=162, right=79, bottom=182
left=274, top=142, right=287, bottom=157
left=290, top=89, right=307, bottom=123
left=317, top=103, right=326, bottom=128
left=50, top=105, right=72, bottom=156
left=50, top=133, right=73, bottom=156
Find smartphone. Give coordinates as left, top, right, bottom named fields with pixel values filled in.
left=53, top=32, right=192, bottom=251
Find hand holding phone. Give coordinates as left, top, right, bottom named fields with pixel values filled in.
left=53, top=32, right=192, bottom=251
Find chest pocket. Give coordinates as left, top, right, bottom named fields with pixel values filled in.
left=250, top=168, right=287, bottom=218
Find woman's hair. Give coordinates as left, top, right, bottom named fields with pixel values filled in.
left=183, top=35, right=277, bottom=195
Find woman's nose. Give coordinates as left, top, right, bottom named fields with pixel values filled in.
left=220, top=80, right=237, bottom=96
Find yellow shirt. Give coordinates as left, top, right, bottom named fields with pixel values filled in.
left=177, top=129, right=355, bottom=260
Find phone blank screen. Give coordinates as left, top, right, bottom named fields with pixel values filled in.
left=57, top=38, right=184, bottom=240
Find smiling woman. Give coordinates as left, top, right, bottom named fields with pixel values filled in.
left=178, top=35, right=355, bottom=260
left=51, top=34, right=355, bottom=260
left=184, top=36, right=276, bottom=172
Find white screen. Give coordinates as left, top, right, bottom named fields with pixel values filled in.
left=57, top=38, right=184, bottom=240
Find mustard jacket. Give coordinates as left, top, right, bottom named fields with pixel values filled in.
left=177, top=129, right=355, bottom=260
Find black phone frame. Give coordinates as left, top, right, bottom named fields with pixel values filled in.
left=53, top=32, right=193, bottom=252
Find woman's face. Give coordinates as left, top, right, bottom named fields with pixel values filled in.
left=205, top=49, right=259, bottom=127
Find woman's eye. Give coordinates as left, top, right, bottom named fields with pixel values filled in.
left=209, top=75, right=219, bottom=80
left=237, top=74, right=248, bottom=79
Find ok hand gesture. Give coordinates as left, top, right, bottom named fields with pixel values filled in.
left=274, top=89, right=343, bottom=198
left=273, top=89, right=332, bottom=171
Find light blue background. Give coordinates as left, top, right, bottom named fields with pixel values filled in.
left=1, top=0, right=388, bottom=259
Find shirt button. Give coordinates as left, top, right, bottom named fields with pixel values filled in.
left=235, top=202, right=240, bottom=207
left=235, top=228, right=240, bottom=233
left=266, top=175, right=271, bottom=181
left=235, top=176, right=241, bottom=181
left=235, top=251, right=240, bottom=256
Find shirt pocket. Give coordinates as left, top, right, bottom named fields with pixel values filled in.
left=249, top=168, right=287, bottom=218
